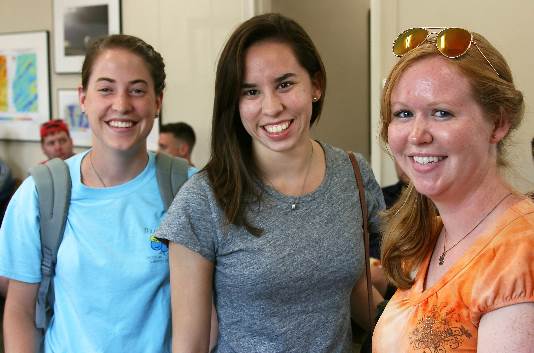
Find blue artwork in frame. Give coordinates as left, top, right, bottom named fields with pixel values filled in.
left=0, top=30, right=51, bottom=141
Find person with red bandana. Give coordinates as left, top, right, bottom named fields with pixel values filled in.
left=39, top=119, right=75, bottom=161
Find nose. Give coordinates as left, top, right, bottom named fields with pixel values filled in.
left=112, top=91, right=133, bottom=114
left=53, top=142, right=63, bottom=153
left=262, top=92, right=283, bottom=117
left=408, top=117, right=432, bottom=144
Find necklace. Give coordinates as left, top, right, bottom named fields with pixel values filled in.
left=88, top=151, right=107, bottom=187
left=290, top=142, right=314, bottom=211
left=438, top=192, right=512, bottom=266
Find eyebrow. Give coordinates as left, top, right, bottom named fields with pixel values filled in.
left=95, top=77, right=149, bottom=85
left=241, top=72, right=296, bottom=88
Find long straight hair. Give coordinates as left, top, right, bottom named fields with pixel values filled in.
left=205, top=13, right=327, bottom=236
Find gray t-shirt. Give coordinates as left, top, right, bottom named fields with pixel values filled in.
left=156, top=143, right=385, bottom=353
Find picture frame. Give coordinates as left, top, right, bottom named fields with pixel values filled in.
left=0, top=31, right=51, bottom=141
left=57, top=88, right=91, bottom=146
left=53, top=0, right=121, bottom=73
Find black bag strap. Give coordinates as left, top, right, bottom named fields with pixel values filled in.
left=348, top=152, right=374, bottom=333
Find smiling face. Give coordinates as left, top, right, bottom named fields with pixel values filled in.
left=387, top=56, right=509, bottom=202
left=238, top=40, right=321, bottom=157
left=79, top=48, right=162, bottom=154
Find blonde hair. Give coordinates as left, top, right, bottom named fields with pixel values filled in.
left=380, top=32, right=524, bottom=289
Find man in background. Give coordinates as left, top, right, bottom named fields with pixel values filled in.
left=158, top=122, right=196, bottom=165
left=40, top=119, right=74, bottom=161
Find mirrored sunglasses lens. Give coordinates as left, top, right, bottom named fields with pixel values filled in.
left=393, top=28, right=428, bottom=56
left=437, top=28, right=472, bottom=57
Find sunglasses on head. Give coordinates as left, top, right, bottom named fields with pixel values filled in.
left=392, top=27, right=500, bottom=77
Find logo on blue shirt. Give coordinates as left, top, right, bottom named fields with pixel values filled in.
left=150, top=235, right=168, bottom=254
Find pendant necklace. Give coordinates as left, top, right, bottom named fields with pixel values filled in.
left=290, top=142, right=314, bottom=211
left=438, top=192, right=512, bottom=266
left=89, top=151, right=107, bottom=188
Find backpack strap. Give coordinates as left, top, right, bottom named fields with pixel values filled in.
left=27, top=153, right=186, bottom=336
left=155, top=153, right=189, bottom=210
left=29, top=158, right=71, bottom=331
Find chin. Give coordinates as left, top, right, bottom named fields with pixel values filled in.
left=412, top=183, right=443, bottom=200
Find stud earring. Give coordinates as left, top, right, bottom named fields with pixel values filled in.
left=312, top=97, right=318, bottom=102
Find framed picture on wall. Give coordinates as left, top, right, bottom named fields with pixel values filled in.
left=53, top=0, right=121, bottom=73
left=0, top=31, right=51, bottom=141
left=57, top=88, right=92, bottom=146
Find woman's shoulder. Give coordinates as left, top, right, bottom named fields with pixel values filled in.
left=174, top=170, right=217, bottom=206
left=320, top=142, right=371, bottom=172
left=494, top=198, right=534, bottom=243
left=180, top=170, right=211, bottom=192
left=467, top=199, right=534, bottom=313
left=470, top=199, right=534, bottom=269
left=320, top=142, right=349, bottom=161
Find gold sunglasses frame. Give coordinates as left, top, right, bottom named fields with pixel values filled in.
left=392, top=27, right=501, bottom=77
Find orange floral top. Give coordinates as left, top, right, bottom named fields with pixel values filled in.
left=373, top=199, right=534, bottom=353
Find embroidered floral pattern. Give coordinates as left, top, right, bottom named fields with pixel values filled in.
left=409, top=306, right=472, bottom=352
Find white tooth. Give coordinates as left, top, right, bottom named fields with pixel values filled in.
left=414, top=156, right=442, bottom=165
left=265, top=121, right=289, bottom=133
left=110, top=120, right=133, bottom=128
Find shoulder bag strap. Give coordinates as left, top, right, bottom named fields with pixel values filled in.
left=348, top=151, right=374, bottom=333
left=155, top=153, right=189, bottom=210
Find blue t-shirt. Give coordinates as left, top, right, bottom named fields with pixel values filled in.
left=0, top=151, right=195, bottom=353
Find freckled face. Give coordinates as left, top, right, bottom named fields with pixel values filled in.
left=387, top=56, right=503, bottom=202
left=79, top=48, right=162, bottom=154
left=239, top=41, right=321, bottom=157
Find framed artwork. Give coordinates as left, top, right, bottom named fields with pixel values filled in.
left=53, top=0, right=121, bottom=73
left=57, top=88, right=92, bottom=146
left=0, top=31, right=51, bottom=141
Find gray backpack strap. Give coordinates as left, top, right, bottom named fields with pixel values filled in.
left=29, top=158, right=71, bottom=332
left=155, top=153, right=189, bottom=210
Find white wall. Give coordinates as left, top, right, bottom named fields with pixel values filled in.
left=371, top=0, right=534, bottom=192
left=272, top=0, right=372, bottom=157
left=3, top=0, right=532, bottom=191
left=123, top=0, right=253, bottom=168
left=0, top=0, right=251, bottom=179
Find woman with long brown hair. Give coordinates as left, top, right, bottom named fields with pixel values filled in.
left=157, top=13, right=385, bottom=352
